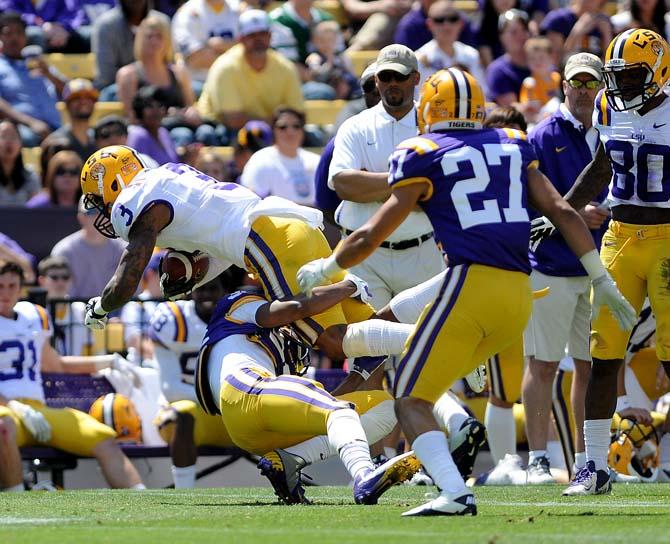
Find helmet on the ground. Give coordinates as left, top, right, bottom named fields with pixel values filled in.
left=89, top=393, right=142, bottom=443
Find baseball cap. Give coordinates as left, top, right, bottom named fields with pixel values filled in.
left=63, top=78, right=99, bottom=102
left=375, top=44, right=418, bottom=76
left=360, top=62, right=378, bottom=86
left=564, top=52, right=603, bottom=81
left=238, top=9, right=271, bottom=37
left=237, top=120, right=273, bottom=150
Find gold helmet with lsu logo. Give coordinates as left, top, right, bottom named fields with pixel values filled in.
left=603, top=29, right=670, bottom=111
left=608, top=417, right=659, bottom=482
left=89, top=393, right=142, bottom=443
left=418, top=68, right=486, bottom=134
left=80, top=145, right=147, bottom=238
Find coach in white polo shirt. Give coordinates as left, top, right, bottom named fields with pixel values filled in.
left=328, top=44, right=445, bottom=309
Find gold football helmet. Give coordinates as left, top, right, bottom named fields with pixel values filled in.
left=608, top=417, right=659, bottom=482
left=603, top=29, right=670, bottom=111
left=80, top=146, right=147, bottom=238
left=418, top=68, right=486, bottom=133
left=89, top=393, right=142, bottom=443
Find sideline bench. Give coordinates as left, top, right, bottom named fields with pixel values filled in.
left=20, top=369, right=348, bottom=488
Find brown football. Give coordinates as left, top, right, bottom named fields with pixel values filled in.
left=161, top=250, right=210, bottom=285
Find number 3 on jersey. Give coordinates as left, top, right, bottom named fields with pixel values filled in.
left=391, top=143, right=529, bottom=229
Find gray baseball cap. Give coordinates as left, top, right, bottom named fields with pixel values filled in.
left=375, top=44, right=418, bottom=76
left=564, top=52, right=603, bottom=81
left=360, top=62, right=378, bottom=85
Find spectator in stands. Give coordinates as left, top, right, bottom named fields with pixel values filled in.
left=541, top=0, right=613, bottom=60
left=342, top=0, right=413, bottom=51
left=0, top=232, right=36, bottom=284
left=93, top=115, right=129, bottom=148
left=0, top=12, right=64, bottom=147
left=43, top=78, right=99, bottom=162
left=0, top=261, right=146, bottom=492
left=116, top=14, right=197, bottom=127
left=194, top=150, right=229, bottom=182
left=26, top=150, right=82, bottom=209
left=126, top=86, right=180, bottom=166
left=611, top=0, right=669, bottom=39
left=171, top=0, right=240, bottom=92
left=51, top=196, right=127, bottom=299
left=39, top=135, right=71, bottom=178
left=0, top=0, right=92, bottom=53
left=0, top=119, right=41, bottom=206
left=518, top=37, right=561, bottom=125
left=36, top=255, right=90, bottom=356
left=73, top=1, right=118, bottom=43
left=197, top=10, right=304, bottom=135
left=486, top=9, right=531, bottom=106
left=415, top=0, right=487, bottom=99
left=523, top=52, right=608, bottom=481
left=241, top=106, right=320, bottom=206
left=270, top=0, right=333, bottom=66
left=92, top=0, right=169, bottom=92
left=304, top=21, right=358, bottom=100
left=226, top=119, right=273, bottom=182
left=334, top=61, right=379, bottom=129
left=120, top=250, right=165, bottom=365
left=395, top=0, right=477, bottom=52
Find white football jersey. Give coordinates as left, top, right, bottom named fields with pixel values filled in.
left=0, top=302, right=53, bottom=402
left=150, top=300, right=208, bottom=385
left=594, top=90, right=670, bottom=209
left=111, top=163, right=324, bottom=274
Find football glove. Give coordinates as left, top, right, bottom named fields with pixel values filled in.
left=344, top=273, right=372, bottom=304
left=84, top=296, right=108, bottom=330
left=297, top=255, right=342, bottom=296
left=592, top=273, right=637, bottom=331
left=8, top=400, right=51, bottom=442
left=529, top=216, right=555, bottom=252
left=159, top=272, right=194, bottom=301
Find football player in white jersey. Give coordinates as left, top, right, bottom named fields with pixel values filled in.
left=79, top=147, right=413, bottom=372
left=532, top=29, right=670, bottom=495
left=0, top=262, right=145, bottom=491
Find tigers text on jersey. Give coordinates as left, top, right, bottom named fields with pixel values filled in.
left=388, top=129, right=538, bottom=273
left=0, top=302, right=52, bottom=402
left=150, top=300, right=208, bottom=385
left=110, top=163, right=323, bottom=271
left=594, top=90, right=670, bottom=209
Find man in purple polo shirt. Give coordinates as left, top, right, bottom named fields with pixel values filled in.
left=522, top=52, right=609, bottom=483
left=485, top=9, right=531, bottom=106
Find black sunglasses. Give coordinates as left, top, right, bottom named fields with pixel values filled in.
left=431, top=14, right=461, bottom=23
left=377, top=71, right=412, bottom=83
left=55, top=167, right=80, bottom=176
left=362, top=79, right=377, bottom=94
left=47, top=273, right=71, bottom=281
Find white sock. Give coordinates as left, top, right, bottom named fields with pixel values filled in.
left=342, top=320, right=414, bottom=358
left=528, top=450, right=546, bottom=464
left=359, top=400, right=397, bottom=445
left=584, top=419, right=611, bottom=471
left=574, top=451, right=587, bottom=470
left=131, top=483, right=146, bottom=490
left=327, top=409, right=373, bottom=480
left=546, top=440, right=566, bottom=470
left=171, top=464, right=196, bottom=488
left=485, top=403, right=516, bottom=463
left=412, top=430, right=466, bottom=494
left=433, top=391, right=468, bottom=434
left=3, top=483, right=24, bottom=492
left=660, top=434, right=670, bottom=465
left=284, top=435, right=332, bottom=465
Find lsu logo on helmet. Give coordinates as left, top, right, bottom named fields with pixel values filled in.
left=603, top=29, right=670, bottom=111
left=608, top=417, right=659, bottom=482
left=89, top=393, right=143, bottom=443
left=418, top=68, right=486, bottom=133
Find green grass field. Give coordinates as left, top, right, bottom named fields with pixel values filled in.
left=1, top=485, right=669, bottom=544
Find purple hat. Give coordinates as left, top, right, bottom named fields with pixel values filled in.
left=237, top=120, right=273, bottom=151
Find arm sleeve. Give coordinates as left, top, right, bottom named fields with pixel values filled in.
left=154, top=345, right=197, bottom=402
left=228, top=299, right=266, bottom=325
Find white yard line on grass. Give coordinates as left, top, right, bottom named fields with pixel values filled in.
left=0, top=517, right=84, bottom=525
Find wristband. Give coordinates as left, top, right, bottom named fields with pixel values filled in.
left=579, top=249, right=607, bottom=281
left=615, top=395, right=631, bottom=413
left=94, top=299, right=109, bottom=316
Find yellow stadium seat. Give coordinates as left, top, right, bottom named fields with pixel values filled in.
left=202, top=146, right=235, bottom=162
left=305, top=100, right=347, bottom=126
left=57, top=101, right=125, bottom=126
left=453, top=0, right=478, bottom=12
left=344, top=50, right=379, bottom=77
left=46, top=53, right=96, bottom=80
left=22, top=147, right=43, bottom=175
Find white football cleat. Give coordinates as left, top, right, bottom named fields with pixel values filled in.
left=526, top=456, right=556, bottom=485
left=562, top=461, right=612, bottom=496
left=402, top=490, right=477, bottom=517
left=473, top=453, right=525, bottom=486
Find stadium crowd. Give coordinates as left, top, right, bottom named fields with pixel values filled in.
left=0, top=0, right=669, bottom=510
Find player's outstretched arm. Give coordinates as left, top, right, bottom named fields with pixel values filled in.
left=563, top=142, right=612, bottom=211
